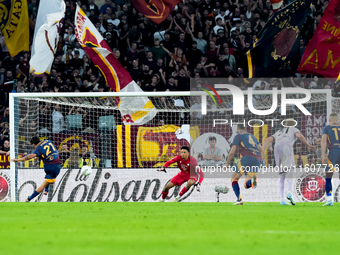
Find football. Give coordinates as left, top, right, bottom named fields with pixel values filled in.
left=80, top=165, right=92, bottom=176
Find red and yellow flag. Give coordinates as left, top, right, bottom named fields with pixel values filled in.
left=130, top=0, right=181, bottom=24
left=297, top=0, right=340, bottom=79
left=74, top=5, right=156, bottom=125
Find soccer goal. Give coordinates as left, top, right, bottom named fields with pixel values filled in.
left=8, top=83, right=334, bottom=202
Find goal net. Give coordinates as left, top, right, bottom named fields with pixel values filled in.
left=7, top=78, right=336, bottom=202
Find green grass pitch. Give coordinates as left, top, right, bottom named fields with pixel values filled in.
left=0, top=202, right=339, bottom=255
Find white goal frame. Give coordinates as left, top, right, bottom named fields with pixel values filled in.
left=9, top=89, right=332, bottom=202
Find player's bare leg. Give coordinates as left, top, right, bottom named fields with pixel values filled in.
left=231, top=172, right=243, bottom=205
left=174, top=179, right=195, bottom=202
left=244, top=172, right=257, bottom=189
left=160, top=181, right=175, bottom=202
left=26, top=180, right=50, bottom=202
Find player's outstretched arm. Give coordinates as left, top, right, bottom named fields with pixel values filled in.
left=225, top=145, right=237, bottom=167
left=296, top=132, right=315, bottom=152
left=258, top=144, right=265, bottom=159
left=157, top=166, right=167, bottom=173
left=321, top=134, right=328, bottom=164
left=195, top=167, right=204, bottom=192
left=262, top=136, right=274, bottom=150
left=11, top=153, right=38, bottom=162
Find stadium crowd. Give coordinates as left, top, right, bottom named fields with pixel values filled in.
left=0, top=0, right=337, bottom=149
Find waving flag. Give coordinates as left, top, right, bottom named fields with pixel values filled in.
left=30, top=0, right=65, bottom=75
left=246, top=0, right=312, bottom=78
left=270, top=0, right=283, bottom=12
left=74, top=5, right=156, bottom=125
left=0, top=0, right=29, bottom=56
left=297, top=0, right=340, bottom=79
left=130, top=0, right=181, bottom=24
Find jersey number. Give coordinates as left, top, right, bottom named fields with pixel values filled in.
left=332, top=128, right=340, bottom=141
left=248, top=136, right=256, bottom=147
left=44, top=143, right=56, bottom=156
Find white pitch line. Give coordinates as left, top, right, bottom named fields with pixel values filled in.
left=241, top=230, right=340, bottom=235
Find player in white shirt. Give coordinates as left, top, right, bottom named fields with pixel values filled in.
left=263, top=120, right=314, bottom=205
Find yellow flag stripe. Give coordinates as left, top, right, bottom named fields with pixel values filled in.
left=247, top=50, right=253, bottom=78
left=125, top=125, right=131, bottom=168
left=262, top=125, right=268, bottom=165
left=131, top=101, right=155, bottom=121
left=117, top=125, right=123, bottom=168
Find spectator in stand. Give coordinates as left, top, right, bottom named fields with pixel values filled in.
left=128, top=59, right=142, bottom=82
left=59, top=144, right=71, bottom=166
left=2, top=55, right=17, bottom=73
left=160, top=31, right=175, bottom=53
left=221, top=46, right=237, bottom=71
left=0, top=122, right=9, bottom=145
left=107, top=12, right=120, bottom=28
left=175, top=67, right=190, bottom=91
left=63, top=148, right=84, bottom=169
left=87, top=74, right=101, bottom=91
left=52, top=104, right=65, bottom=133
left=100, top=0, right=115, bottom=15
left=144, top=75, right=161, bottom=92
left=143, top=51, right=157, bottom=71
left=81, top=146, right=92, bottom=165
left=104, top=31, right=118, bottom=50
left=174, top=32, right=188, bottom=54
left=150, top=39, right=167, bottom=63
left=2, top=107, right=9, bottom=123
left=125, top=42, right=139, bottom=68
left=140, top=64, right=153, bottom=88
left=206, top=40, right=219, bottom=64
left=63, top=26, right=76, bottom=49
left=153, top=58, right=166, bottom=74
left=0, top=140, right=10, bottom=156
left=68, top=50, right=84, bottom=71
left=17, top=52, right=30, bottom=79
left=62, top=46, right=74, bottom=64
left=87, top=0, right=100, bottom=16
left=164, top=76, right=178, bottom=92
left=186, top=41, right=203, bottom=71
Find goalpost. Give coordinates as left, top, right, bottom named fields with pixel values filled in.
left=8, top=87, right=334, bottom=202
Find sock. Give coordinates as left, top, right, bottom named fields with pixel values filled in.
left=179, top=187, right=188, bottom=197
left=279, top=175, right=285, bottom=200
left=232, top=181, right=241, bottom=201
left=162, top=190, right=168, bottom=199
left=325, top=178, right=332, bottom=200
left=245, top=179, right=251, bottom=189
left=286, top=178, right=293, bottom=195
left=44, top=184, right=50, bottom=192
left=29, top=190, right=40, bottom=201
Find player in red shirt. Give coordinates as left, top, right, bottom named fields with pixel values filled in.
left=158, top=146, right=204, bottom=202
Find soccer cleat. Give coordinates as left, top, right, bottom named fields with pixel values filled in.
left=280, top=200, right=290, bottom=205
left=323, top=200, right=334, bottom=206
left=233, top=200, right=243, bottom=205
left=173, top=196, right=180, bottom=202
left=25, top=197, right=31, bottom=202
left=287, top=194, right=296, bottom=206
left=158, top=199, right=165, bottom=202
left=252, top=176, right=257, bottom=189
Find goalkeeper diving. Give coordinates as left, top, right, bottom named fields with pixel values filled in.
left=157, top=146, right=204, bottom=202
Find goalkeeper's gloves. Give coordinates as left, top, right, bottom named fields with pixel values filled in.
left=195, top=182, right=201, bottom=192
left=157, top=166, right=167, bottom=173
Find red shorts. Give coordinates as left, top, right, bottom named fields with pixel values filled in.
left=170, top=172, right=197, bottom=186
